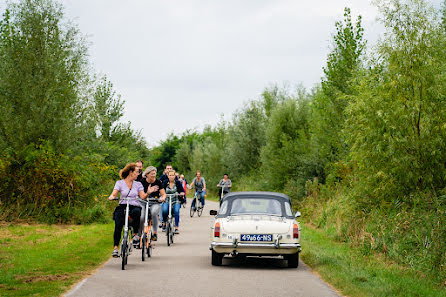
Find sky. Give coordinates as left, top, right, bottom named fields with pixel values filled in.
left=2, top=0, right=443, bottom=146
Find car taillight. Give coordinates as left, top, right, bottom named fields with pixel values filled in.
left=293, top=224, right=299, bottom=239
left=214, top=222, right=220, bottom=237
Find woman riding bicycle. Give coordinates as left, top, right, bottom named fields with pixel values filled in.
left=189, top=170, right=206, bottom=211
left=140, top=166, right=166, bottom=241
left=108, top=163, right=147, bottom=258
left=161, top=170, right=185, bottom=234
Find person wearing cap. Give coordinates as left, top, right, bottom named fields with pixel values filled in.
left=140, top=166, right=166, bottom=241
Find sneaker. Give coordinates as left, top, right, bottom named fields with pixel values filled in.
left=162, top=224, right=166, bottom=232
left=112, top=249, right=119, bottom=258
left=174, top=229, right=179, bottom=234
left=159, top=223, right=163, bottom=228
left=151, top=233, right=157, bottom=241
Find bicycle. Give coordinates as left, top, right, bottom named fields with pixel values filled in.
left=165, top=193, right=178, bottom=246
left=112, top=197, right=134, bottom=270
left=190, top=191, right=203, bottom=217
left=138, top=198, right=157, bottom=261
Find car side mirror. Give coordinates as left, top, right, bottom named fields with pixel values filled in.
left=295, top=211, right=301, bottom=218
left=210, top=210, right=218, bottom=216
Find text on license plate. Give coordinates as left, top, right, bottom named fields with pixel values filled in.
left=240, top=234, right=273, bottom=241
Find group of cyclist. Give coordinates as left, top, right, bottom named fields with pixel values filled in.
left=108, top=160, right=232, bottom=258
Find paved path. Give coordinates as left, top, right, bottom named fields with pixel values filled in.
left=66, top=199, right=339, bottom=297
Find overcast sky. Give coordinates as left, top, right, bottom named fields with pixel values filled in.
left=2, top=1, right=443, bottom=145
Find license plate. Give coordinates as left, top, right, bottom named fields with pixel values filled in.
left=240, top=234, right=273, bottom=242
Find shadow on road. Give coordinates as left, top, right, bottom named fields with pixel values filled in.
left=221, top=256, right=295, bottom=270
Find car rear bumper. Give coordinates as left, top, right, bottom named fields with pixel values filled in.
left=210, top=241, right=301, bottom=250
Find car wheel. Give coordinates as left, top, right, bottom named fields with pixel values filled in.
left=287, top=252, right=299, bottom=268
left=211, top=250, right=223, bottom=266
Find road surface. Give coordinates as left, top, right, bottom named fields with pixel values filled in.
left=65, top=199, right=339, bottom=297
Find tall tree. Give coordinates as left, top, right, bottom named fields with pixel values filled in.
left=346, top=0, right=446, bottom=203
left=311, top=7, right=365, bottom=178
left=0, top=0, right=88, bottom=156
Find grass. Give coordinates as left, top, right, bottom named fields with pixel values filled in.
left=0, top=222, right=113, bottom=297
left=300, top=223, right=446, bottom=297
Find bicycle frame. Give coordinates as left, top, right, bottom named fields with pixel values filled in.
left=165, top=193, right=178, bottom=246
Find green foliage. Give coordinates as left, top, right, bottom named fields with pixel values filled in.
left=0, top=0, right=149, bottom=223
left=223, top=100, right=266, bottom=178
left=260, top=95, right=313, bottom=195
left=346, top=0, right=446, bottom=204
left=0, top=0, right=88, bottom=156
left=311, top=7, right=365, bottom=175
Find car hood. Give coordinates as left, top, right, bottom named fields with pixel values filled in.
left=221, top=215, right=291, bottom=234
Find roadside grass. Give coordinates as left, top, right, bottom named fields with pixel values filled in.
left=0, top=223, right=112, bottom=297
left=300, top=223, right=446, bottom=297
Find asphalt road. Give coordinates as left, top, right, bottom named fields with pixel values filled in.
left=65, top=199, right=339, bottom=297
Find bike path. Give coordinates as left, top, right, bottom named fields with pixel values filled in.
left=65, top=199, right=339, bottom=297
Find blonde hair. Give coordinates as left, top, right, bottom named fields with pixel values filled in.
left=142, top=166, right=157, bottom=178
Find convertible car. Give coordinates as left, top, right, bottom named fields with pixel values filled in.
left=209, top=191, right=301, bottom=267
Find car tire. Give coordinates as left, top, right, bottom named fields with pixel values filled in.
left=287, top=252, right=299, bottom=268
left=211, top=250, right=223, bottom=266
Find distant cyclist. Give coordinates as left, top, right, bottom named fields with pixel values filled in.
left=217, top=173, right=232, bottom=197
left=179, top=174, right=188, bottom=206
left=189, top=170, right=206, bottom=211
left=161, top=170, right=185, bottom=234
left=140, top=166, right=166, bottom=241
left=108, top=163, right=147, bottom=257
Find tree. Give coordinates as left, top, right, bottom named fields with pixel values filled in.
left=346, top=0, right=446, bottom=204
left=0, top=0, right=88, bottom=156
left=311, top=7, right=365, bottom=177
left=93, top=75, right=125, bottom=141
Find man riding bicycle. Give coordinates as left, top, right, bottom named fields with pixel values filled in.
left=189, top=170, right=206, bottom=211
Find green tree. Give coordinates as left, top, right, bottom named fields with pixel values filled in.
left=93, top=75, right=125, bottom=141
left=260, top=93, right=313, bottom=195
left=346, top=0, right=446, bottom=204
left=224, top=100, right=266, bottom=178
left=0, top=0, right=88, bottom=156
left=311, top=7, right=365, bottom=178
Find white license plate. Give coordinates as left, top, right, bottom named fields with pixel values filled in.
left=240, top=234, right=273, bottom=242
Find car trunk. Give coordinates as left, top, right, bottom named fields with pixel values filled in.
left=222, top=215, right=291, bottom=234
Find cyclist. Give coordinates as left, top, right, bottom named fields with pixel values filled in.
left=161, top=170, right=185, bottom=234
left=140, top=166, right=166, bottom=241
left=189, top=170, right=206, bottom=211
left=217, top=173, right=232, bottom=198
left=108, top=163, right=147, bottom=257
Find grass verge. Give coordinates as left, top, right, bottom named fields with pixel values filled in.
left=0, top=223, right=112, bottom=297
left=300, top=223, right=446, bottom=297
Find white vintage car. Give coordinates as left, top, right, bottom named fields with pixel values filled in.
left=209, top=191, right=301, bottom=268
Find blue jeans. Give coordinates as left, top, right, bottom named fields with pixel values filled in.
left=161, top=202, right=181, bottom=227
left=191, top=191, right=205, bottom=209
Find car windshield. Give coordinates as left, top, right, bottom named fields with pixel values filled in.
left=229, top=198, right=283, bottom=216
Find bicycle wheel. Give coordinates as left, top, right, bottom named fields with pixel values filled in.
left=170, top=220, right=174, bottom=244
left=190, top=199, right=195, bottom=217
left=166, top=223, right=171, bottom=246
left=147, top=230, right=152, bottom=258
left=121, top=235, right=127, bottom=270
left=197, top=200, right=203, bottom=217
left=141, top=234, right=146, bottom=261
